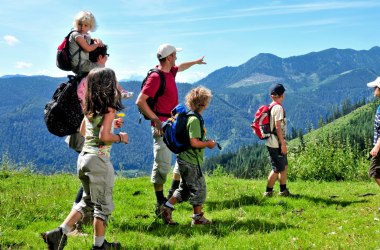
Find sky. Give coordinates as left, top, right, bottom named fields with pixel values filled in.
left=1, top=0, right=380, bottom=83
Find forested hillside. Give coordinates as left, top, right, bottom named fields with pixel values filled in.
left=1, top=47, right=380, bottom=174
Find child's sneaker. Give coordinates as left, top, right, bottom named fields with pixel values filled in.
left=92, top=240, right=121, bottom=250
left=279, top=189, right=291, bottom=197
left=162, top=206, right=177, bottom=225
left=41, top=227, right=67, bottom=250
left=191, top=212, right=212, bottom=227
left=263, top=191, right=274, bottom=197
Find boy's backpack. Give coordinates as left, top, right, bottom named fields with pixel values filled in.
left=139, top=69, right=167, bottom=121
left=56, top=30, right=81, bottom=71
left=162, top=104, right=204, bottom=154
left=251, top=102, right=281, bottom=140
left=44, top=75, right=84, bottom=137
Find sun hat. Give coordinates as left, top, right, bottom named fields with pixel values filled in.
left=157, top=44, right=182, bottom=59
left=270, top=83, right=286, bottom=96
left=367, top=77, right=380, bottom=88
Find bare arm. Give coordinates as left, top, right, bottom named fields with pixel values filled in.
left=190, top=138, right=216, bottom=149
left=99, top=108, right=128, bottom=143
left=75, top=35, right=101, bottom=52
left=370, top=138, right=380, bottom=157
left=79, top=117, right=86, bottom=136
left=178, top=56, right=206, bottom=72
left=275, top=120, right=287, bottom=155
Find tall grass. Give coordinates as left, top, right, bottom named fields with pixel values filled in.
left=0, top=168, right=379, bottom=249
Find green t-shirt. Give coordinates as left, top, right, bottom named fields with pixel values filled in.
left=178, top=116, right=205, bottom=166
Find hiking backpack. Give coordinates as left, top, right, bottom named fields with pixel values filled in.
left=56, top=30, right=81, bottom=71
left=44, top=75, right=83, bottom=137
left=162, top=104, right=205, bottom=154
left=139, top=69, right=167, bottom=121
left=251, top=102, right=281, bottom=140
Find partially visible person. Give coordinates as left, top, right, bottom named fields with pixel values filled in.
left=136, top=43, right=207, bottom=216
left=263, top=83, right=291, bottom=197
left=161, top=86, right=216, bottom=226
left=367, top=77, right=380, bottom=205
left=41, top=68, right=127, bottom=250
left=69, top=10, right=104, bottom=76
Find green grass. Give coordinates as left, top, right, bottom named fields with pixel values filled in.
left=0, top=170, right=379, bottom=249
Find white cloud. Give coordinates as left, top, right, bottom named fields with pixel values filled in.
left=3, top=35, right=20, bottom=46
left=16, top=61, right=32, bottom=69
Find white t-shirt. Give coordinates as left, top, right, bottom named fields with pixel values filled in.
left=265, top=103, right=286, bottom=148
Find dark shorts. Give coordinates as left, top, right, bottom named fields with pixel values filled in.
left=267, top=146, right=288, bottom=173
left=369, top=154, right=380, bottom=179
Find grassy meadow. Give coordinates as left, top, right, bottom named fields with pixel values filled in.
left=0, top=169, right=379, bottom=249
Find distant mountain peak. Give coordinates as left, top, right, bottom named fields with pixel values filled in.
left=196, top=46, right=380, bottom=90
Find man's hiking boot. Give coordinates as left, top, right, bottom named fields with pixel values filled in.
left=162, top=206, right=177, bottom=225
left=279, top=189, right=291, bottom=197
left=191, top=212, right=212, bottom=227
left=41, top=227, right=67, bottom=250
left=263, top=191, right=274, bottom=197
left=92, top=240, right=121, bottom=250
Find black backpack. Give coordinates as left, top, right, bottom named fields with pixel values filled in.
left=162, top=104, right=204, bottom=154
left=139, top=69, right=168, bottom=121
left=44, top=75, right=84, bottom=137
left=56, top=30, right=81, bottom=71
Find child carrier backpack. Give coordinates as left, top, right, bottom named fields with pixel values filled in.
left=139, top=69, right=167, bottom=121
left=44, top=75, right=84, bottom=137
left=251, top=102, right=281, bottom=140
left=56, top=30, right=81, bottom=71
left=162, top=104, right=204, bottom=154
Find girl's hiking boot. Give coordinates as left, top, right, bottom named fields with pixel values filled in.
left=41, top=227, right=67, bottom=250
left=279, top=189, right=291, bottom=197
left=91, top=240, right=121, bottom=250
left=162, top=206, right=178, bottom=225
left=191, top=212, right=212, bottom=227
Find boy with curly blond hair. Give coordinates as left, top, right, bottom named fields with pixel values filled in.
left=161, top=86, right=217, bottom=226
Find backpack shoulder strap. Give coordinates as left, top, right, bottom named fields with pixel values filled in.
left=143, top=69, right=166, bottom=97
left=268, top=102, right=282, bottom=110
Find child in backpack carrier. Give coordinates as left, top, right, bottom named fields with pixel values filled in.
left=68, top=10, right=104, bottom=76
left=160, top=86, right=216, bottom=226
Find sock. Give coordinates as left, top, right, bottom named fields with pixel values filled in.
left=266, top=187, right=274, bottom=192
left=164, top=201, right=174, bottom=209
left=59, top=223, right=72, bottom=235
left=280, top=184, right=287, bottom=192
left=94, top=235, right=105, bottom=247
left=155, top=191, right=166, bottom=204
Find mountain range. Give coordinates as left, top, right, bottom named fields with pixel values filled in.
left=1, top=46, right=379, bottom=174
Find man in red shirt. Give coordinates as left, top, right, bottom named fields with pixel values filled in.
left=136, top=44, right=206, bottom=217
